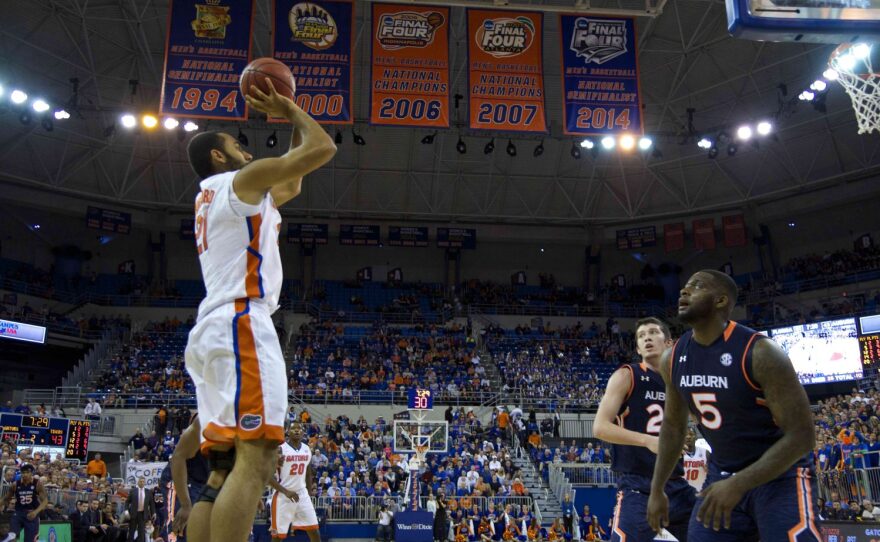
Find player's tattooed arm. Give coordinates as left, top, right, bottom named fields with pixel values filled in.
left=647, top=347, right=688, bottom=533
left=722, top=338, right=815, bottom=491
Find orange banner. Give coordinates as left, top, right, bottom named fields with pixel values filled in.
left=467, top=9, right=547, bottom=133
left=370, top=3, right=450, bottom=128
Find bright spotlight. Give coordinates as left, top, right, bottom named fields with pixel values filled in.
left=697, top=137, right=713, bottom=149
left=183, top=121, right=199, bottom=132
left=838, top=54, right=856, bottom=71
left=580, top=139, right=594, bottom=149
left=142, top=114, right=158, bottom=128
left=619, top=135, right=635, bottom=150
left=823, top=68, right=839, bottom=81
left=809, top=80, right=827, bottom=92
left=756, top=121, right=772, bottom=136
left=601, top=136, right=615, bottom=150
left=54, top=110, right=70, bottom=120
left=163, top=118, right=179, bottom=130
left=10, top=90, right=27, bottom=104
left=32, top=99, right=50, bottom=113
left=638, top=137, right=653, bottom=150
left=0, top=84, right=4, bottom=98
left=736, top=125, right=753, bottom=141
left=121, top=114, right=137, bottom=128
left=852, top=43, right=871, bottom=59
left=798, top=91, right=815, bottom=101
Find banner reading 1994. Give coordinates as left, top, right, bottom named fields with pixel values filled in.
left=272, top=0, right=354, bottom=124
left=160, top=0, right=255, bottom=120
left=467, top=9, right=547, bottom=133
left=559, top=15, right=642, bottom=136
left=370, top=3, right=450, bottom=128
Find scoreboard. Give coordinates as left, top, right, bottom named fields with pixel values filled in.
left=0, top=414, right=90, bottom=460
left=859, top=315, right=880, bottom=366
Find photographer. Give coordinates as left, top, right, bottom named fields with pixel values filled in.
left=376, top=502, right=394, bottom=542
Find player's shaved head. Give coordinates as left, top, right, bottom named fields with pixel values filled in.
left=700, top=269, right=739, bottom=314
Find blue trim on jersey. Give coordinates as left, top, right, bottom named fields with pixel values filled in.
left=232, top=299, right=251, bottom=425
left=246, top=246, right=265, bottom=298
left=246, top=216, right=254, bottom=239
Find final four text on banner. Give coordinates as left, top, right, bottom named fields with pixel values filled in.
left=272, top=0, right=354, bottom=124
left=370, top=3, right=450, bottom=128
left=466, top=9, right=547, bottom=133
left=559, top=14, right=643, bottom=136
left=160, top=0, right=255, bottom=120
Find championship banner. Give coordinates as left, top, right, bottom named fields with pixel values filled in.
left=370, top=3, right=450, bottom=128
left=616, top=226, right=655, bottom=250
left=437, top=228, right=476, bottom=249
left=288, top=223, right=329, bottom=244
left=466, top=9, right=547, bottom=133
left=86, top=206, right=131, bottom=234
left=693, top=218, right=716, bottom=250
left=664, top=222, right=685, bottom=253
left=388, top=226, right=429, bottom=247
left=722, top=214, right=747, bottom=247
left=125, top=461, right=167, bottom=489
left=160, top=0, right=255, bottom=120
left=559, top=15, right=643, bottom=136
left=340, top=224, right=380, bottom=246
left=272, top=0, right=354, bottom=124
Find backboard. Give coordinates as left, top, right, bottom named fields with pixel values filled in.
left=726, top=0, right=880, bottom=43
left=392, top=420, right=448, bottom=455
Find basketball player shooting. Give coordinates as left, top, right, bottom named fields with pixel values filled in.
left=268, top=423, right=320, bottom=542
left=647, top=270, right=820, bottom=541
left=593, top=317, right=695, bottom=541
left=183, top=78, right=336, bottom=542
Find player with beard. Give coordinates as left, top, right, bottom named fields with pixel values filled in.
left=593, top=317, right=695, bottom=541
left=648, top=270, right=819, bottom=541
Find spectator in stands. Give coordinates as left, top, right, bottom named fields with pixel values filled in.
left=1, top=400, right=13, bottom=413
left=561, top=493, right=574, bottom=534
left=69, top=500, right=90, bottom=542
left=128, top=429, right=145, bottom=451
left=377, top=502, right=394, bottom=542
left=86, top=453, right=107, bottom=479
left=40, top=502, right=65, bottom=521
left=84, top=399, right=101, bottom=420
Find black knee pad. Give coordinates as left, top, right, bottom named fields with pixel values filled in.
left=196, top=484, right=221, bottom=504
left=207, top=448, right=236, bottom=471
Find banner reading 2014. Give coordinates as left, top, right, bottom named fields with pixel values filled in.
left=272, top=0, right=353, bottom=124
left=370, top=3, right=450, bottom=128
left=559, top=15, right=643, bottom=136
left=467, top=9, right=547, bottom=133
left=160, top=0, right=255, bottom=120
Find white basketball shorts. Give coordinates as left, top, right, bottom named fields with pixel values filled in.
left=271, top=489, right=319, bottom=536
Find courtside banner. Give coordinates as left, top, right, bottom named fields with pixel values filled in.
left=160, top=0, right=255, bottom=120
left=559, top=15, right=643, bottom=136
left=272, top=0, right=354, bottom=124
left=370, top=3, right=450, bottom=128
left=466, top=9, right=547, bottom=133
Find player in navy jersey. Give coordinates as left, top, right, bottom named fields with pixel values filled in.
left=7, top=463, right=48, bottom=542
left=648, top=269, right=820, bottom=541
left=593, top=317, right=695, bottom=541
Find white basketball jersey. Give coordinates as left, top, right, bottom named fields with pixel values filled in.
left=684, top=438, right=711, bottom=491
left=278, top=441, right=312, bottom=492
left=193, top=171, right=282, bottom=320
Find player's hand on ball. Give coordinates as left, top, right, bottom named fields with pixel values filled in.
left=696, top=477, right=746, bottom=531
left=646, top=490, right=669, bottom=534
left=245, top=78, right=295, bottom=118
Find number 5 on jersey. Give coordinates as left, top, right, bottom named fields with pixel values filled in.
left=692, top=393, right=722, bottom=430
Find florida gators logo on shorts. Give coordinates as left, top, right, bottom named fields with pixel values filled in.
left=240, top=414, right=263, bottom=430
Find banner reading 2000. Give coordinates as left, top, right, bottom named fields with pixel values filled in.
left=272, top=0, right=354, bottom=124
left=370, top=3, right=450, bottom=128
left=160, top=0, right=255, bottom=120
left=559, top=15, right=643, bottom=136
left=467, top=9, right=547, bottom=133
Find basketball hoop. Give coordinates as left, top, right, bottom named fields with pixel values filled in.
left=828, top=43, right=880, bottom=135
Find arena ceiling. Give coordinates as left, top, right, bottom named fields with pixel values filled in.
left=1, top=0, right=879, bottom=227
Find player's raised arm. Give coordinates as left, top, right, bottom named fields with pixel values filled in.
left=269, top=128, right=304, bottom=207
left=647, top=348, right=689, bottom=533
left=593, top=367, right=659, bottom=452
left=234, top=79, right=336, bottom=205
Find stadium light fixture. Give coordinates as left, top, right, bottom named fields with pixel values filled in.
left=756, top=121, right=772, bottom=136
left=580, top=139, right=594, bottom=149
left=142, top=114, right=158, bottom=129
left=619, top=135, right=635, bottom=150
left=163, top=118, right=179, bottom=130
left=32, top=99, right=50, bottom=113
left=736, top=125, right=753, bottom=141
left=638, top=137, right=653, bottom=150
left=10, top=90, right=27, bottom=104
left=121, top=114, right=137, bottom=128
left=183, top=121, right=199, bottom=132
left=600, top=136, right=615, bottom=150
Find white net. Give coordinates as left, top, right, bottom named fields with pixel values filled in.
left=829, top=43, right=880, bottom=135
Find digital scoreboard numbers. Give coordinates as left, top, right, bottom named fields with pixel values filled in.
left=859, top=315, right=880, bottom=366
left=0, top=414, right=90, bottom=460
left=408, top=388, right=433, bottom=410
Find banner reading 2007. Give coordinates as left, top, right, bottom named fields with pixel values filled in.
left=370, top=3, right=450, bottom=128
left=559, top=15, right=643, bottom=136
left=272, top=0, right=354, bottom=124
left=160, top=0, right=255, bottom=120
left=467, top=9, right=547, bottom=133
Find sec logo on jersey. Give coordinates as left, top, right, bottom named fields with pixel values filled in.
left=720, top=353, right=733, bottom=366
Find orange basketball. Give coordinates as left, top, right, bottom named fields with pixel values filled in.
left=240, top=57, right=296, bottom=100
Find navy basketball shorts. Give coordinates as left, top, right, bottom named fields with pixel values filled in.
left=688, top=466, right=820, bottom=542
left=611, top=474, right=695, bottom=542
left=10, top=512, right=39, bottom=542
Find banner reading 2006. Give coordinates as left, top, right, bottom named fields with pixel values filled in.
left=559, top=15, right=642, bottom=136
left=272, top=0, right=354, bottom=124
left=370, top=3, right=450, bottom=128
left=467, top=9, right=547, bottom=133
left=160, top=0, right=255, bottom=120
